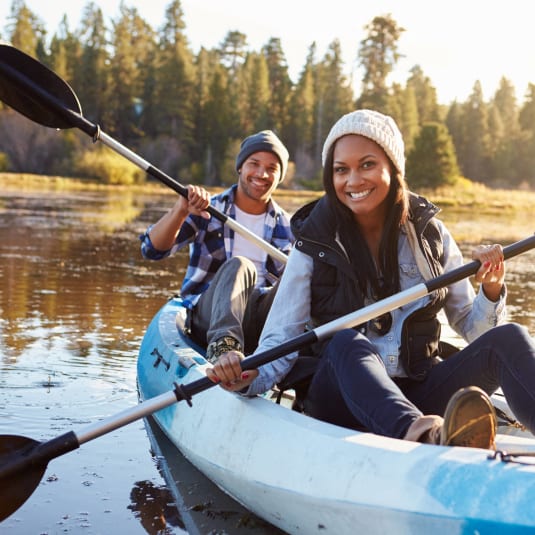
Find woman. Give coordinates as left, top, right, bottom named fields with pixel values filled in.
left=207, top=109, right=535, bottom=448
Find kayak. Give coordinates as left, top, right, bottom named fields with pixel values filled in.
left=137, top=296, right=535, bottom=534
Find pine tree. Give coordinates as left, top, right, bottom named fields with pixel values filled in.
left=48, top=16, right=74, bottom=82
left=387, top=83, right=419, bottom=154
left=6, top=0, right=45, bottom=57
left=151, top=0, right=195, bottom=171
left=242, top=51, right=271, bottom=133
left=517, top=84, right=535, bottom=187
left=216, top=30, right=250, bottom=139
left=314, top=40, right=353, bottom=164
left=219, top=30, right=248, bottom=75
left=356, top=14, right=405, bottom=111
left=262, top=37, right=293, bottom=136
left=406, top=65, right=441, bottom=123
left=459, top=81, right=492, bottom=182
left=286, top=46, right=316, bottom=181
left=519, top=84, right=535, bottom=132
left=194, top=48, right=232, bottom=185
left=107, top=4, right=156, bottom=142
left=445, top=101, right=464, bottom=156
left=406, top=122, right=459, bottom=188
left=72, top=4, right=109, bottom=125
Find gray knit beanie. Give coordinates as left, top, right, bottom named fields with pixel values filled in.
left=321, top=110, right=405, bottom=177
left=235, top=130, right=289, bottom=181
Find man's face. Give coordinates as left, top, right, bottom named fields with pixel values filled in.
left=237, top=151, right=282, bottom=203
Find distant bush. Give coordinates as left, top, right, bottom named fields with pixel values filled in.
left=189, top=161, right=204, bottom=183
left=0, top=152, right=8, bottom=172
left=220, top=139, right=241, bottom=187
left=75, top=146, right=145, bottom=185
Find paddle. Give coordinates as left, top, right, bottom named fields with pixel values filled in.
left=1, top=233, right=534, bottom=522
left=0, top=44, right=288, bottom=265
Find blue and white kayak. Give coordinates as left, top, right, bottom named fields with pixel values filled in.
left=137, top=297, right=535, bottom=534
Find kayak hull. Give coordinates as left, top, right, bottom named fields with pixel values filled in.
left=137, top=297, right=535, bottom=534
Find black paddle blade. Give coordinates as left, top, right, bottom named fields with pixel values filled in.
left=0, top=430, right=79, bottom=521
left=0, top=44, right=82, bottom=129
left=0, top=435, right=46, bottom=522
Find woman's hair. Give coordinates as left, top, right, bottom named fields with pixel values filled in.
left=323, top=141, right=409, bottom=299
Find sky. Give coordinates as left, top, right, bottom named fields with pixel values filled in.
left=2, top=0, right=534, bottom=105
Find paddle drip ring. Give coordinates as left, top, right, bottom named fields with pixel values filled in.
left=173, top=381, right=193, bottom=407
left=92, top=124, right=101, bottom=143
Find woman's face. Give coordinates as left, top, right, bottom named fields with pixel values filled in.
left=331, top=134, right=392, bottom=222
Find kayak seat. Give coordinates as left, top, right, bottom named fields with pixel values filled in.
left=275, top=356, right=319, bottom=412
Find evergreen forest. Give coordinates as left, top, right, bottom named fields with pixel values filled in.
left=2, top=0, right=535, bottom=191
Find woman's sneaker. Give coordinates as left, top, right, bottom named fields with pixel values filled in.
left=441, top=386, right=497, bottom=449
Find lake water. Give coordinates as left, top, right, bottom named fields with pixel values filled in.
left=0, top=188, right=533, bottom=534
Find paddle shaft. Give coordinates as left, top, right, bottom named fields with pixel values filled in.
left=0, top=55, right=288, bottom=264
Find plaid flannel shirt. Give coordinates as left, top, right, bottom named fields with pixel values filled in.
left=140, top=184, right=294, bottom=309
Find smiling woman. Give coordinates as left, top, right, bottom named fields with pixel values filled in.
left=204, top=109, right=535, bottom=461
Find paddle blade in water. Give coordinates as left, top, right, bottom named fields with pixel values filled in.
left=0, top=435, right=47, bottom=522
left=0, top=44, right=82, bottom=129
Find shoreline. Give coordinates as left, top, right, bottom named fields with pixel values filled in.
left=2, top=172, right=534, bottom=242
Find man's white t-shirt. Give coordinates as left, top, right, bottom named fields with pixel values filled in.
left=233, top=205, right=268, bottom=287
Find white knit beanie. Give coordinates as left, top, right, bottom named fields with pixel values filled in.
left=321, top=109, right=405, bottom=177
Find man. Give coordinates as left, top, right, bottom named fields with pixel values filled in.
left=140, top=130, right=294, bottom=362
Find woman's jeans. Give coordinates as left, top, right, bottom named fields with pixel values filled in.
left=304, top=323, right=535, bottom=438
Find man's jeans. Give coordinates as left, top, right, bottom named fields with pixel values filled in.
left=190, top=256, right=277, bottom=354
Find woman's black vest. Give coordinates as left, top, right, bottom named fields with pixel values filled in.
left=292, top=193, right=447, bottom=381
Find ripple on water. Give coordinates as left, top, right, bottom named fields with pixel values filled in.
left=0, top=336, right=140, bottom=438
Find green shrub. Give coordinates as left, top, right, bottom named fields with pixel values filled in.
left=0, top=152, right=9, bottom=172
left=75, top=146, right=145, bottom=185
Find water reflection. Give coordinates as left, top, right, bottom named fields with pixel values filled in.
left=128, top=480, right=185, bottom=534
left=0, top=189, right=533, bottom=534
left=0, top=192, right=182, bottom=365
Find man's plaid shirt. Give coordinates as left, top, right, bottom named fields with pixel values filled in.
left=140, top=184, right=294, bottom=309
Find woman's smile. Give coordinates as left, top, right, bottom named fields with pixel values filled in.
left=347, top=188, right=373, bottom=200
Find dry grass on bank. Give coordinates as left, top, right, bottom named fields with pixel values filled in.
left=1, top=172, right=533, bottom=243
left=419, top=178, right=535, bottom=214
left=1, top=172, right=534, bottom=214
left=0, top=172, right=168, bottom=194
